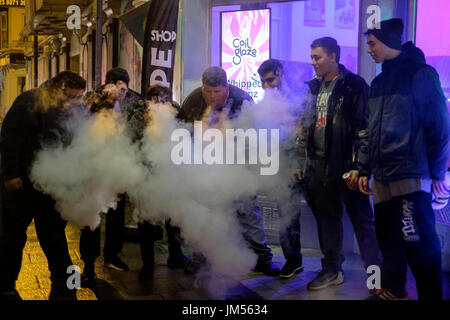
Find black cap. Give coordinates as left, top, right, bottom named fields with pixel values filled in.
left=365, top=18, right=403, bottom=50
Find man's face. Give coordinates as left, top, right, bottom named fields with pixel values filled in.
left=115, top=80, right=129, bottom=101
left=260, top=71, right=282, bottom=90
left=202, top=84, right=229, bottom=109
left=311, top=46, right=336, bottom=77
left=367, top=34, right=389, bottom=63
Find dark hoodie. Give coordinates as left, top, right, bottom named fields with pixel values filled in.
left=357, top=42, right=450, bottom=183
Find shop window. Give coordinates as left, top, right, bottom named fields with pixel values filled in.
left=211, top=1, right=360, bottom=97
left=416, top=0, right=450, bottom=109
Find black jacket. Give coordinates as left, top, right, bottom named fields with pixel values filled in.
left=180, top=85, right=253, bottom=122
left=298, top=64, right=369, bottom=183
left=357, top=42, right=450, bottom=182
left=0, top=89, right=79, bottom=183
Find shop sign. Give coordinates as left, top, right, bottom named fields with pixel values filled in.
left=221, top=9, right=270, bottom=102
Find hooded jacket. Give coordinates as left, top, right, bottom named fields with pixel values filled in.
left=357, top=41, right=450, bottom=183
left=297, top=64, right=369, bottom=184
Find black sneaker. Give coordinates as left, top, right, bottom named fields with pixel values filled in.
left=167, top=254, right=190, bottom=269
left=104, top=256, right=129, bottom=271
left=253, top=261, right=281, bottom=277
left=307, top=270, right=344, bottom=291
left=366, top=288, right=408, bottom=300
left=279, top=260, right=304, bottom=279
left=81, top=264, right=97, bottom=283
left=139, top=265, right=154, bottom=281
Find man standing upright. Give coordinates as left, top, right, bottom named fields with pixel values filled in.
left=359, top=19, right=450, bottom=300
left=257, top=59, right=304, bottom=279
left=297, top=37, right=381, bottom=291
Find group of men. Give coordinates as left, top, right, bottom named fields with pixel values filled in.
left=0, top=18, right=448, bottom=301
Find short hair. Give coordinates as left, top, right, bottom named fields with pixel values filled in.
left=257, top=59, right=284, bottom=77
left=51, top=71, right=86, bottom=90
left=105, top=67, right=130, bottom=86
left=311, top=37, right=340, bottom=64
left=201, top=66, right=228, bottom=87
left=146, top=84, right=173, bottom=103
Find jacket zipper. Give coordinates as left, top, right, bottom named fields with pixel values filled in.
left=378, top=96, right=384, bottom=182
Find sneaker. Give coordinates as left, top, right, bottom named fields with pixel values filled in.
left=167, top=253, right=190, bottom=269
left=104, top=256, right=129, bottom=271
left=81, top=264, right=97, bottom=283
left=307, top=270, right=344, bottom=291
left=279, top=260, right=304, bottom=279
left=139, top=265, right=154, bottom=281
left=366, top=288, right=408, bottom=300
left=253, top=261, right=281, bottom=277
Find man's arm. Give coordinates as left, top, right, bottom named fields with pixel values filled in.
left=355, top=94, right=372, bottom=178
left=346, top=78, right=369, bottom=189
left=1, top=91, right=34, bottom=187
left=414, top=66, right=450, bottom=182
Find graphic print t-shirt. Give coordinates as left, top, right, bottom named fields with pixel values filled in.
left=313, top=77, right=338, bottom=157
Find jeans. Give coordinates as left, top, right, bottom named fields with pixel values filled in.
left=305, top=158, right=381, bottom=273
left=236, top=197, right=273, bottom=263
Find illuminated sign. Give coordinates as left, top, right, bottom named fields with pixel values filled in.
left=221, top=9, right=270, bottom=102
left=0, top=0, right=25, bottom=7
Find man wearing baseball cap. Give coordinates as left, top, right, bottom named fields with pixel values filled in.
left=358, top=18, right=450, bottom=300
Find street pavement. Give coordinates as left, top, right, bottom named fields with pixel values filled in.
left=12, top=219, right=450, bottom=300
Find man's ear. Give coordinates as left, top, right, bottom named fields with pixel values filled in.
left=331, top=52, right=337, bottom=64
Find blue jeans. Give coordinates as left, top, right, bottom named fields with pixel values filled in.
left=236, top=197, right=273, bottom=263
left=305, top=159, right=382, bottom=273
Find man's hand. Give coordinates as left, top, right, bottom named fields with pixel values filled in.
left=294, top=169, right=303, bottom=182
left=358, top=176, right=372, bottom=195
left=4, top=177, right=23, bottom=191
left=432, top=179, right=449, bottom=197
left=345, top=170, right=359, bottom=190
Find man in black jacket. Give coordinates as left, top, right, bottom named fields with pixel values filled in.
left=358, top=19, right=450, bottom=300
left=0, top=71, right=86, bottom=299
left=297, top=37, right=381, bottom=291
left=137, top=84, right=188, bottom=281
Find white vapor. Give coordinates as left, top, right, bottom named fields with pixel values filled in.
left=29, top=86, right=307, bottom=290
